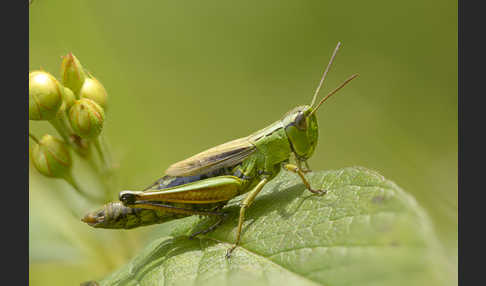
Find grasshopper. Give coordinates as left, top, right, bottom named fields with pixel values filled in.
left=85, top=42, right=358, bottom=258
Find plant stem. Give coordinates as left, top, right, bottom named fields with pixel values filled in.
left=63, top=172, right=104, bottom=204
left=48, top=116, right=70, bottom=143
left=100, top=134, right=114, bottom=172
left=49, top=115, right=89, bottom=157
left=93, top=136, right=116, bottom=201
left=94, top=136, right=112, bottom=172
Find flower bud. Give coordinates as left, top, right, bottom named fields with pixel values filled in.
left=56, top=87, right=76, bottom=118
left=29, top=71, right=63, bottom=120
left=57, top=87, right=76, bottom=115
left=60, top=53, right=87, bottom=95
left=62, top=87, right=76, bottom=111
left=69, top=98, right=105, bottom=139
left=30, top=134, right=72, bottom=178
left=80, top=77, right=108, bottom=109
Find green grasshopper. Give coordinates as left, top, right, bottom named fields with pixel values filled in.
left=85, top=42, right=358, bottom=258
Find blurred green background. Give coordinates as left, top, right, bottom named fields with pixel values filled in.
left=29, top=0, right=457, bottom=285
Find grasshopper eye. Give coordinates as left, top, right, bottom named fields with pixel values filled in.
left=295, top=112, right=307, bottom=130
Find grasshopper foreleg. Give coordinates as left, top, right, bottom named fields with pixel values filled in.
left=300, top=160, right=312, bottom=173
left=283, top=163, right=326, bottom=195
left=226, top=177, right=269, bottom=259
left=295, top=156, right=312, bottom=173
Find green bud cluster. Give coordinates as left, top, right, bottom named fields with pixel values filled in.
left=29, top=53, right=113, bottom=204
left=29, top=53, right=109, bottom=140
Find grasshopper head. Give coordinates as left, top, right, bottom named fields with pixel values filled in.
left=282, top=42, right=359, bottom=161
left=282, top=71, right=358, bottom=161
left=283, top=105, right=319, bottom=160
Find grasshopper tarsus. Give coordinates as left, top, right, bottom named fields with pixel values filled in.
left=303, top=163, right=312, bottom=173
left=310, top=189, right=327, bottom=196
left=225, top=245, right=237, bottom=259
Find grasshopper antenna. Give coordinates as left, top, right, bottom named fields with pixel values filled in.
left=310, top=42, right=342, bottom=107
left=309, top=73, right=359, bottom=117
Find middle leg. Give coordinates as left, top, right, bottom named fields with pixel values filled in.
left=225, top=177, right=269, bottom=258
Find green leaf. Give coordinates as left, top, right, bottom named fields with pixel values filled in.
left=99, top=167, right=453, bottom=286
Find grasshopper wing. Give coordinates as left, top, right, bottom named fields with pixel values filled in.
left=165, top=137, right=256, bottom=177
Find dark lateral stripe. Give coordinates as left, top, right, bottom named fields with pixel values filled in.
left=210, top=148, right=248, bottom=162
left=253, top=126, right=284, bottom=142
left=134, top=201, right=224, bottom=216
